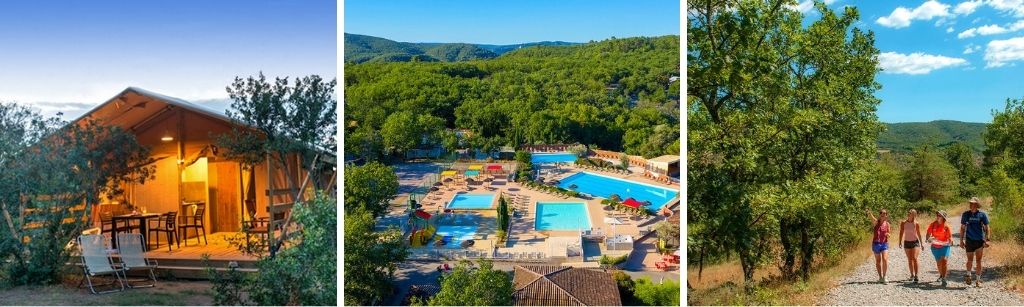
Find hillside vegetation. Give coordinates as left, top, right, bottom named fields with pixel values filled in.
left=344, top=33, right=579, bottom=63
left=878, top=120, right=987, bottom=153
left=345, top=35, right=680, bottom=161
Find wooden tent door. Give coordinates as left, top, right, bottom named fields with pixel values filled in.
left=210, top=161, right=242, bottom=233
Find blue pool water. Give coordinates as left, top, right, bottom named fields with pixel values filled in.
left=435, top=225, right=477, bottom=248
left=535, top=202, right=592, bottom=231
left=558, top=172, right=679, bottom=211
left=464, top=170, right=480, bottom=177
left=531, top=152, right=578, bottom=164
left=446, top=193, right=496, bottom=209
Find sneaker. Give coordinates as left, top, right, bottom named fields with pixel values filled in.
left=976, top=277, right=982, bottom=287
left=941, top=278, right=948, bottom=287
left=966, top=274, right=973, bottom=285
left=879, top=277, right=885, bottom=284
left=914, top=276, right=919, bottom=283
left=882, top=277, right=888, bottom=285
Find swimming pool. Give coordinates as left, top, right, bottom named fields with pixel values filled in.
left=535, top=202, right=592, bottom=231
left=464, top=170, right=480, bottom=177
left=531, top=152, right=578, bottom=164
left=435, top=225, right=477, bottom=249
left=558, top=172, right=679, bottom=211
left=446, top=193, right=496, bottom=209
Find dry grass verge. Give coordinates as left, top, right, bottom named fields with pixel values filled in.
left=687, top=238, right=873, bottom=305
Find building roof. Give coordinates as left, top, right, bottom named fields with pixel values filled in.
left=647, top=155, right=680, bottom=164
left=512, top=265, right=621, bottom=306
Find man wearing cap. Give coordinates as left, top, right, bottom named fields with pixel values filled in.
left=960, top=197, right=991, bottom=287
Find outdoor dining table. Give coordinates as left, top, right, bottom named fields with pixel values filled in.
left=110, top=213, right=161, bottom=249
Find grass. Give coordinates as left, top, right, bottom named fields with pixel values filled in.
left=0, top=275, right=215, bottom=306
left=687, top=238, right=874, bottom=305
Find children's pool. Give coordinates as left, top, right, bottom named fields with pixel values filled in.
left=531, top=152, right=578, bottom=164
left=535, top=202, right=592, bottom=231
left=558, top=172, right=679, bottom=211
left=435, top=225, right=477, bottom=249
left=446, top=193, right=496, bottom=209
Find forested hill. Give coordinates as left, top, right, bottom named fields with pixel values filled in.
left=878, top=120, right=987, bottom=152
left=344, top=33, right=578, bottom=63
left=345, top=35, right=681, bottom=162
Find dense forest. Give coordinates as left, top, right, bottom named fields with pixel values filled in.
left=345, top=35, right=681, bottom=161
left=878, top=120, right=987, bottom=153
left=344, top=33, right=580, bottom=64
left=688, top=1, right=1024, bottom=303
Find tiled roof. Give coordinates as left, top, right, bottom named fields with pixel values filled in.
left=512, top=265, right=622, bottom=306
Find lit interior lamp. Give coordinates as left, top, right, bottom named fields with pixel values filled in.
left=161, top=129, right=174, bottom=142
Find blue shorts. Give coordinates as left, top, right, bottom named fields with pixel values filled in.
left=872, top=242, right=888, bottom=254
left=931, top=245, right=951, bottom=260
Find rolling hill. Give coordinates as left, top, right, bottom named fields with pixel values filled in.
left=344, top=33, right=578, bottom=63
left=878, top=120, right=987, bottom=153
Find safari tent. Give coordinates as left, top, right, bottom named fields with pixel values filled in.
left=74, top=87, right=331, bottom=247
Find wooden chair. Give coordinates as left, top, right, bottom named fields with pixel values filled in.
left=147, top=212, right=179, bottom=251
left=178, top=205, right=208, bottom=246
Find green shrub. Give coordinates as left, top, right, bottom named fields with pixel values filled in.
left=633, top=277, right=681, bottom=306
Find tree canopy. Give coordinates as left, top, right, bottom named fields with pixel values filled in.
left=344, top=162, right=400, bottom=218
left=345, top=35, right=680, bottom=161
left=426, top=260, right=513, bottom=306
left=688, top=0, right=887, bottom=285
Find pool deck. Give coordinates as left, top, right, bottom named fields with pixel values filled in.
left=408, top=162, right=679, bottom=269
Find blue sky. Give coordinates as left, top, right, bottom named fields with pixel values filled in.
left=0, top=1, right=336, bottom=120
left=798, top=0, right=1024, bottom=123
left=344, top=0, right=680, bottom=44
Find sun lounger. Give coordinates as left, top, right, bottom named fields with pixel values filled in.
left=77, top=234, right=126, bottom=294
left=115, top=233, right=158, bottom=288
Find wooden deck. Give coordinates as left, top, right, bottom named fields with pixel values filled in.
left=119, top=232, right=260, bottom=279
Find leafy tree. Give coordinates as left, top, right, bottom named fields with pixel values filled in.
left=215, top=72, right=337, bottom=257
left=904, top=146, right=959, bottom=204
left=632, top=277, right=681, bottom=306
left=381, top=111, right=420, bottom=156
left=945, top=141, right=980, bottom=197
left=0, top=103, right=154, bottom=286
left=428, top=260, right=513, bottom=306
left=984, top=97, right=1024, bottom=182
left=688, top=0, right=882, bottom=286
left=654, top=221, right=680, bottom=250
left=344, top=208, right=408, bottom=305
left=344, top=162, right=399, bottom=218
left=978, top=160, right=1024, bottom=242
left=610, top=270, right=637, bottom=305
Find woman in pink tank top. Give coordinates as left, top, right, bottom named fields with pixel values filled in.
left=898, top=209, right=923, bottom=283
left=867, top=208, right=890, bottom=284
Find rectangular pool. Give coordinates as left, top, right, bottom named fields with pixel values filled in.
left=531, top=152, right=578, bottom=164
left=558, top=172, right=679, bottom=211
left=446, top=193, right=496, bottom=209
left=435, top=225, right=477, bottom=249
left=464, top=170, right=480, bottom=177
left=535, top=202, right=592, bottom=231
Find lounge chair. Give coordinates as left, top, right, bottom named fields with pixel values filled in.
left=116, top=233, right=158, bottom=288
left=77, top=234, right=126, bottom=294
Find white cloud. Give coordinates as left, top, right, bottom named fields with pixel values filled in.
left=878, top=51, right=968, bottom=74
left=985, top=36, right=1024, bottom=67
left=877, top=0, right=952, bottom=28
left=948, top=26, right=956, bottom=32
left=954, top=0, right=984, bottom=15
left=987, top=0, right=1024, bottom=17
left=965, top=43, right=982, bottom=53
left=957, top=20, right=1024, bottom=38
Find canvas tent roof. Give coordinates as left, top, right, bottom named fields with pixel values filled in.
left=72, top=87, right=236, bottom=131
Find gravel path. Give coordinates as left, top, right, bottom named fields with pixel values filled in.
left=820, top=214, right=1024, bottom=306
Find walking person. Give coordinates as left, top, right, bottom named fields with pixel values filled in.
left=898, top=209, right=923, bottom=283
left=961, top=197, right=991, bottom=287
left=867, top=208, right=890, bottom=284
left=925, top=211, right=953, bottom=287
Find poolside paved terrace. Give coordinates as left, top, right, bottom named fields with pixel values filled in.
left=383, top=160, right=680, bottom=270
